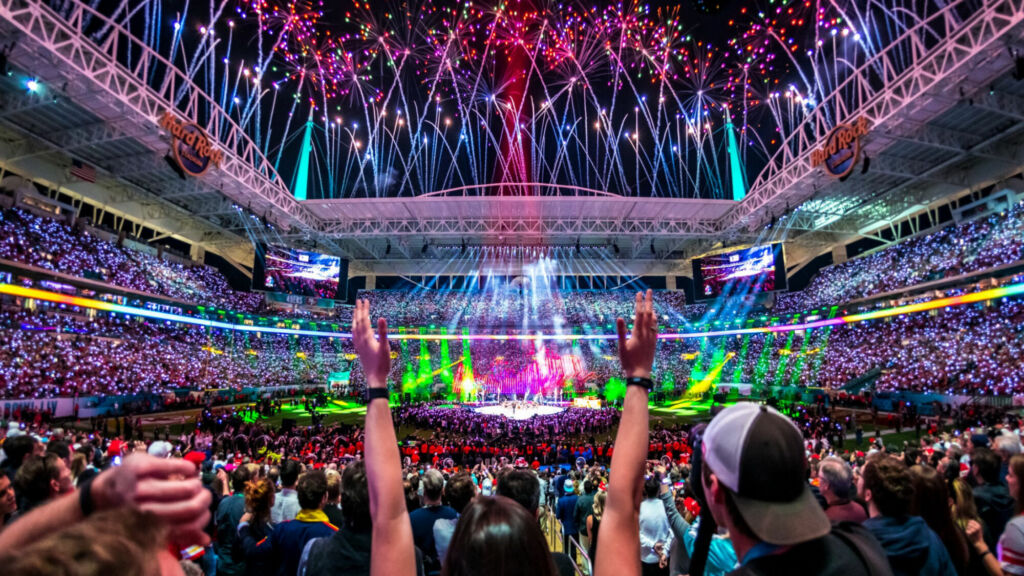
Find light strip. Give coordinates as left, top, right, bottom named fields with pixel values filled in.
left=1, top=281, right=1022, bottom=341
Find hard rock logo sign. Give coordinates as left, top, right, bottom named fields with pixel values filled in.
left=810, top=117, right=871, bottom=179
left=160, top=111, right=224, bottom=177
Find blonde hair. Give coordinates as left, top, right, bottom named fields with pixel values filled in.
left=592, top=491, right=607, bottom=521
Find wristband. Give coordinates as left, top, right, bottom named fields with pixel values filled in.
left=979, top=549, right=992, bottom=558
left=79, top=475, right=96, bottom=517
left=626, top=377, right=654, bottom=391
left=366, top=387, right=390, bottom=402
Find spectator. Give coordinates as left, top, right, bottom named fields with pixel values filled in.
left=819, top=456, right=868, bottom=524
left=243, top=477, right=277, bottom=576
left=639, top=475, right=673, bottom=576
left=556, top=479, right=579, bottom=561
left=300, top=461, right=375, bottom=576
left=0, top=468, right=16, bottom=531
left=443, top=495, right=558, bottom=576
left=587, top=491, right=606, bottom=573
left=860, top=456, right=956, bottom=576
left=239, top=470, right=337, bottom=576
left=495, top=467, right=577, bottom=576
left=655, top=469, right=735, bottom=576
left=272, top=460, right=302, bottom=524
left=909, top=465, right=969, bottom=575
left=973, top=448, right=1015, bottom=549
left=323, top=470, right=344, bottom=528
left=14, top=453, right=74, bottom=514
left=409, top=468, right=458, bottom=571
left=575, top=479, right=597, bottom=558
left=434, top=471, right=476, bottom=564
left=215, top=465, right=255, bottom=576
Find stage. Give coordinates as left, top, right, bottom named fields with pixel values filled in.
left=472, top=402, right=566, bottom=420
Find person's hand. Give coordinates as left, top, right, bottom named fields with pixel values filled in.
left=616, top=290, right=657, bottom=379
left=240, top=512, right=253, bottom=524
left=352, top=299, right=391, bottom=388
left=966, top=519, right=985, bottom=547
left=91, top=453, right=212, bottom=548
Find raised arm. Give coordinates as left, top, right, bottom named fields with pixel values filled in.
left=352, top=299, right=415, bottom=576
left=0, top=454, right=210, bottom=551
left=595, top=290, right=657, bottom=576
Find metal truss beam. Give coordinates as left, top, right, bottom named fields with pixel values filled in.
left=0, top=0, right=320, bottom=235
left=721, top=0, right=1024, bottom=234
left=320, top=217, right=719, bottom=239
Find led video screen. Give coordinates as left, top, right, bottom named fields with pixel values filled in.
left=692, top=244, right=786, bottom=299
left=253, top=245, right=343, bottom=300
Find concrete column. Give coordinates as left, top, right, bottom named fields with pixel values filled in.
left=190, top=244, right=206, bottom=264
left=666, top=276, right=677, bottom=290
left=832, top=244, right=848, bottom=265
left=364, top=274, right=376, bottom=290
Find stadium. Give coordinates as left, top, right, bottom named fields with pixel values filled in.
left=0, top=0, right=1023, bottom=575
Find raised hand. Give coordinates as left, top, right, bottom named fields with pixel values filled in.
left=92, top=453, right=212, bottom=548
left=352, top=298, right=391, bottom=388
left=616, top=289, right=658, bottom=379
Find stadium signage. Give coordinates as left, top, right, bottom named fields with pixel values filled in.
left=811, top=117, right=870, bottom=179
left=160, top=111, right=224, bottom=177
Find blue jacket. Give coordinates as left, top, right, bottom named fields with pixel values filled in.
left=557, top=494, right=579, bottom=535
left=863, top=515, right=956, bottom=576
left=240, top=511, right=338, bottom=576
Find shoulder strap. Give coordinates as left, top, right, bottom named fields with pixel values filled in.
left=830, top=522, right=894, bottom=576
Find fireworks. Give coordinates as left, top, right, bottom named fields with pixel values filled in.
left=100, top=0, right=944, bottom=200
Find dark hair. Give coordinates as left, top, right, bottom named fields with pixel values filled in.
left=45, top=440, right=70, bottom=463
left=3, top=436, right=38, bottom=470
left=280, top=459, right=301, bottom=488
left=861, top=457, right=913, bottom=517
left=14, top=453, right=61, bottom=508
left=231, top=465, right=253, bottom=494
left=583, top=479, right=595, bottom=495
left=444, top=472, right=477, bottom=515
left=1010, top=454, right=1024, bottom=514
left=296, top=470, right=327, bottom=510
left=496, top=469, right=540, bottom=515
left=909, top=465, right=968, bottom=573
left=442, top=496, right=557, bottom=576
left=644, top=475, right=660, bottom=499
left=341, top=461, right=371, bottom=531
left=972, top=448, right=1001, bottom=485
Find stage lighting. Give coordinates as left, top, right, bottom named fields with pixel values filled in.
left=25, top=79, right=38, bottom=92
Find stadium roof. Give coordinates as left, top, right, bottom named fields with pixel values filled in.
left=0, top=0, right=1021, bottom=278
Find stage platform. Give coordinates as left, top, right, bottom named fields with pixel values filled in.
left=472, top=402, right=566, bottom=420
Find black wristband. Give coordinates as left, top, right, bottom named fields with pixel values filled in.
left=366, top=387, right=390, bottom=402
left=79, top=475, right=96, bottom=517
left=626, top=377, right=654, bottom=391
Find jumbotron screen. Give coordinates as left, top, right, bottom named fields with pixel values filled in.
left=692, top=244, right=786, bottom=299
left=253, top=244, right=344, bottom=300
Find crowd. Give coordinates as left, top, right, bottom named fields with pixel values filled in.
left=775, top=202, right=1024, bottom=313
left=1, top=286, right=1022, bottom=400
left=357, top=288, right=700, bottom=327
left=5, top=292, right=1024, bottom=576
left=0, top=207, right=262, bottom=312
